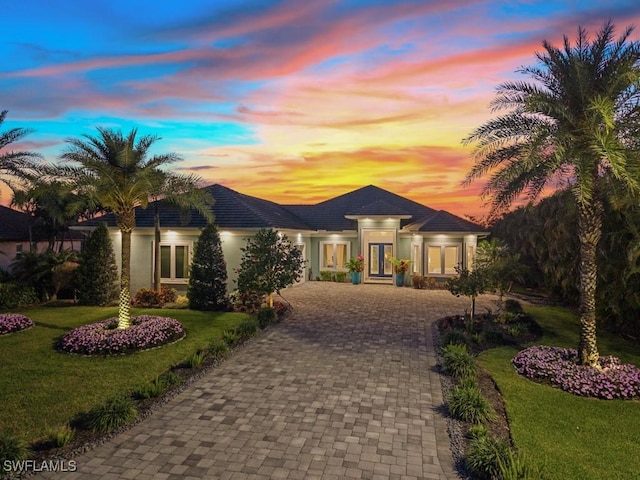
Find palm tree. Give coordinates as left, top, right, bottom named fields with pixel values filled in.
left=59, top=127, right=185, bottom=329
left=0, top=110, right=41, bottom=198
left=463, top=22, right=640, bottom=367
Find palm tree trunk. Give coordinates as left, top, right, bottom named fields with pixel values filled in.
left=576, top=198, right=603, bottom=367
left=117, top=211, right=135, bottom=329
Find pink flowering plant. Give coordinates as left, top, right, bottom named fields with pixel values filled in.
left=390, top=257, right=411, bottom=274
left=59, top=315, right=185, bottom=355
left=513, top=345, right=640, bottom=400
left=0, top=313, right=34, bottom=335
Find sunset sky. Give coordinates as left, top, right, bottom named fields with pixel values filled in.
left=3, top=0, right=640, bottom=219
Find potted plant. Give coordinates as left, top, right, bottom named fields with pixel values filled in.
left=346, top=254, right=365, bottom=284
left=390, top=258, right=411, bottom=287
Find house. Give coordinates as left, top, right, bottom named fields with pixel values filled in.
left=77, top=184, right=488, bottom=293
left=0, top=205, right=83, bottom=271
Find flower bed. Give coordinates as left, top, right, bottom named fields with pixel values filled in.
left=0, top=313, right=34, bottom=335
left=59, top=315, right=185, bottom=355
left=513, top=345, right=640, bottom=400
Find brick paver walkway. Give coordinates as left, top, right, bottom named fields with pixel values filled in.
left=32, top=282, right=498, bottom=480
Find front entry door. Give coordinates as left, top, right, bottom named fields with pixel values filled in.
left=369, top=243, right=393, bottom=278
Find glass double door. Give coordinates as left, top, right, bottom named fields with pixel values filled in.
left=369, top=243, right=393, bottom=278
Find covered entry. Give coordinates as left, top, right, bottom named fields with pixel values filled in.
left=361, top=229, right=396, bottom=284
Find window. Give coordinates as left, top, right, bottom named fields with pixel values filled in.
left=411, top=243, right=421, bottom=274
left=15, top=244, right=23, bottom=254
left=427, top=244, right=460, bottom=275
left=320, top=241, right=350, bottom=270
left=159, top=243, right=191, bottom=282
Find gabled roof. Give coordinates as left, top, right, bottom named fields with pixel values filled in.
left=404, top=210, right=485, bottom=233
left=0, top=205, right=31, bottom=241
left=78, top=184, right=485, bottom=234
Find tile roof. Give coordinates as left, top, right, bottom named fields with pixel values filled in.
left=78, top=184, right=484, bottom=234
left=0, top=205, right=31, bottom=241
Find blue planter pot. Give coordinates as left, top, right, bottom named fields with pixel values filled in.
left=351, top=272, right=361, bottom=285
left=395, top=273, right=404, bottom=287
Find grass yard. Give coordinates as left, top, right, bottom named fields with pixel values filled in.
left=0, top=306, right=248, bottom=445
left=478, top=306, right=640, bottom=480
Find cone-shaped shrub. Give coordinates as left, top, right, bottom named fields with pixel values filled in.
left=188, top=224, right=228, bottom=310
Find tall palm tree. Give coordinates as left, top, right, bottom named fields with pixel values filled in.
left=0, top=110, right=41, bottom=198
left=463, top=22, right=640, bottom=367
left=60, top=127, right=183, bottom=329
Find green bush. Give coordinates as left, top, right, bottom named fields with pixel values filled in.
left=446, top=383, right=495, bottom=424
left=46, top=424, right=75, bottom=448
left=86, top=395, right=137, bottom=433
left=207, top=338, right=229, bottom=357
left=505, top=299, right=524, bottom=314
left=132, top=286, right=177, bottom=308
left=76, top=223, right=118, bottom=306
left=466, top=431, right=511, bottom=479
left=482, top=328, right=506, bottom=345
left=319, top=270, right=334, bottom=282
left=0, top=432, right=28, bottom=467
left=256, top=307, right=277, bottom=329
left=335, top=271, right=347, bottom=282
left=186, top=350, right=207, bottom=369
left=235, top=319, right=258, bottom=340
left=440, top=329, right=468, bottom=348
left=188, top=223, right=228, bottom=311
left=441, top=343, right=476, bottom=380
left=0, top=283, right=38, bottom=309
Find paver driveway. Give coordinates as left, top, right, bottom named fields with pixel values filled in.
left=32, top=282, right=498, bottom=480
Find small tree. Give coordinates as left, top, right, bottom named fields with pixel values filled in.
left=76, top=223, right=118, bottom=306
left=447, top=266, right=489, bottom=322
left=475, top=238, right=523, bottom=304
left=187, top=223, right=228, bottom=310
left=236, top=229, right=305, bottom=307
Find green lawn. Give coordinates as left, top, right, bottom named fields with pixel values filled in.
left=478, top=306, right=640, bottom=480
left=0, top=306, right=248, bottom=444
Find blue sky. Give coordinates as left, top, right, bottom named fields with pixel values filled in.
left=2, top=0, right=639, bottom=216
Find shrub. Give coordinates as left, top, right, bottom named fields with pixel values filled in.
left=76, top=223, right=118, bottom=306
left=256, top=307, right=277, bottom=329
left=319, top=270, right=334, bottom=282
left=0, top=283, right=38, bottom=309
left=447, top=383, right=495, bottom=424
left=0, top=432, right=28, bottom=467
left=222, top=329, right=240, bottom=346
left=59, top=315, right=185, bottom=355
left=132, top=286, right=177, bottom=308
left=86, top=395, right=137, bottom=433
left=0, top=313, right=34, bottom=335
left=188, top=223, right=228, bottom=311
left=504, top=298, right=525, bottom=314
left=207, top=338, right=229, bottom=357
left=160, top=371, right=181, bottom=387
left=273, top=301, right=291, bottom=319
left=335, top=271, right=347, bottom=283
left=46, top=424, right=75, bottom=448
left=412, top=275, right=427, bottom=289
left=228, top=290, right=264, bottom=313
left=440, top=329, right=468, bottom=348
left=481, top=328, right=505, bottom=345
left=425, top=276, right=437, bottom=289
left=165, top=295, right=189, bottom=309
left=441, top=343, right=476, bottom=380
left=513, top=345, right=640, bottom=399
left=186, top=350, right=207, bottom=369
left=235, top=319, right=258, bottom=340
left=466, top=432, right=511, bottom=480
